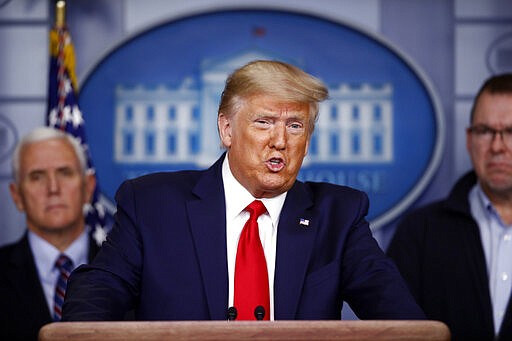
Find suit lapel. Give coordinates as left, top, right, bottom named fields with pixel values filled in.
left=500, top=295, right=512, bottom=338
left=8, top=236, right=53, bottom=324
left=274, top=182, right=316, bottom=319
left=3, top=232, right=101, bottom=331
left=463, top=222, right=495, bottom=332
left=186, top=156, right=229, bottom=320
left=185, top=157, right=318, bottom=320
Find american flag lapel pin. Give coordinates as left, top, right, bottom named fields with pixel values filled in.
left=299, top=218, right=310, bottom=227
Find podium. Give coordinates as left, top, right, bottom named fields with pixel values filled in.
left=39, top=320, right=450, bottom=340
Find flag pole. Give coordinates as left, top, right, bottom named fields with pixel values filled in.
left=55, top=0, right=66, bottom=28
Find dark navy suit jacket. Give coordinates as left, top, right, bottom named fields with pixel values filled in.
left=0, top=234, right=100, bottom=340
left=63, top=154, right=424, bottom=321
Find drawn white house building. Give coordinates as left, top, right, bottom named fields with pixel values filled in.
left=305, top=83, right=393, bottom=165
left=114, top=51, right=393, bottom=167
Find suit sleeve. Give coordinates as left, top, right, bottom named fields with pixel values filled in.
left=340, top=192, right=425, bottom=319
left=62, top=180, right=142, bottom=321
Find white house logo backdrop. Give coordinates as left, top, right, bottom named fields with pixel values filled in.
left=81, top=10, right=443, bottom=230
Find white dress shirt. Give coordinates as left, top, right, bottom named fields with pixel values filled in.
left=469, top=183, right=512, bottom=334
left=28, top=229, right=89, bottom=316
left=222, top=154, right=287, bottom=320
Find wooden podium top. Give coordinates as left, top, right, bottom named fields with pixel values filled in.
left=39, top=320, right=450, bottom=340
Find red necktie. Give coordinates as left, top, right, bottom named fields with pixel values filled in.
left=234, top=200, right=270, bottom=320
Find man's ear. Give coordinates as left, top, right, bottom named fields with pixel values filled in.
left=304, top=137, right=310, bottom=156
left=9, top=182, right=25, bottom=212
left=84, top=172, right=97, bottom=205
left=466, top=127, right=472, bottom=154
left=218, top=113, right=232, bottom=148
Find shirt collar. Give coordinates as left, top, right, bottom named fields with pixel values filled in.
left=222, top=153, right=287, bottom=226
left=28, top=228, right=90, bottom=277
left=474, top=182, right=492, bottom=213
left=472, top=182, right=508, bottom=226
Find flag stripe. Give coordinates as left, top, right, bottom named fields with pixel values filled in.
left=47, top=25, right=113, bottom=246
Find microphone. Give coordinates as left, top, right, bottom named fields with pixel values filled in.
left=227, top=306, right=237, bottom=321
left=254, top=305, right=265, bottom=320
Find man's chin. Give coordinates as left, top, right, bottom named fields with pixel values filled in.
left=486, top=178, right=512, bottom=194
left=257, top=180, right=294, bottom=197
left=39, top=220, right=77, bottom=233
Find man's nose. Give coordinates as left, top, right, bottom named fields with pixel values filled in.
left=490, top=130, right=507, bottom=152
left=270, top=124, right=287, bottom=150
left=47, top=173, right=60, bottom=194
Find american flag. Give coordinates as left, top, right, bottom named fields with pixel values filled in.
left=299, top=218, right=310, bottom=226
left=47, top=24, right=113, bottom=246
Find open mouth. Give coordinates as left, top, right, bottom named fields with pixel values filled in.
left=266, top=158, right=285, bottom=172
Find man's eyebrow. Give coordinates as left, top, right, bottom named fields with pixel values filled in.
left=28, top=169, right=46, bottom=175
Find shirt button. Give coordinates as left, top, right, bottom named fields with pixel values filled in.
left=504, top=234, right=512, bottom=242
left=502, top=272, right=509, bottom=281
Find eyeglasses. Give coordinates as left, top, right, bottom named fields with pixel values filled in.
left=467, top=125, right=512, bottom=148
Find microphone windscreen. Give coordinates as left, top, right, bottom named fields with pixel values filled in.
left=254, top=305, right=265, bottom=320
left=227, top=306, right=237, bottom=320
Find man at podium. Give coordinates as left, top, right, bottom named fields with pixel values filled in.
left=63, top=60, right=425, bottom=322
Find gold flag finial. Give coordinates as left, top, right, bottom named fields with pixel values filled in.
left=55, top=0, right=66, bottom=28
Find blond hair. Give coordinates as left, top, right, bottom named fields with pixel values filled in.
left=218, top=60, right=328, bottom=132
